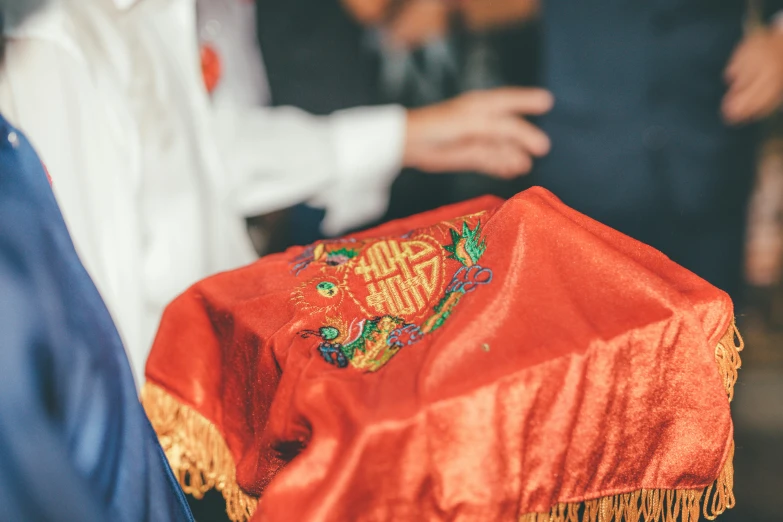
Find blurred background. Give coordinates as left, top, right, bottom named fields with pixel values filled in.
left=251, top=0, right=542, bottom=250
left=249, top=1, right=783, bottom=520
left=5, top=0, right=780, bottom=519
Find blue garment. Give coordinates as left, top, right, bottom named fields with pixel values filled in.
left=0, top=114, right=193, bottom=522
left=533, top=0, right=783, bottom=299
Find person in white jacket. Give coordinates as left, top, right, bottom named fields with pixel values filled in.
left=0, top=0, right=553, bottom=383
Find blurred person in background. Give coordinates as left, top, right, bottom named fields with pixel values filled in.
left=253, top=0, right=462, bottom=248
left=529, top=0, right=783, bottom=301
left=371, top=0, right=783, bottom=302
left=335, top=0, right=543, bottom=228
left=344, top=0, right=472, bottom=229
left=251, top=0, right=383, bottom=250
left=744, top=119, right=783, bottom=332
left=0, top=5, right=193, bottom=521
left=0, top=0, right=553, bottom=382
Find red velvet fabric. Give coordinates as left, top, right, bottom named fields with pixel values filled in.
left=146, top=187, right=734, bottom=521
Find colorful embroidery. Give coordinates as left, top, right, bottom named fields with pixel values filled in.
left=291, top=274, right=348, bottom=316
left=291, top=240, right=360, bottom=275
left=349, top=235, right=445, bottom=319
left=292, top=217, right=493, bottom=372
left=306, top=316, right=409, bottom=372
left=444, top=221, right=486, bottom=267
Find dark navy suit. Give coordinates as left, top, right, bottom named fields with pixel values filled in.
left=535, top=0, right=783, bottom=298
left=0, top=114, right=193, bottom=522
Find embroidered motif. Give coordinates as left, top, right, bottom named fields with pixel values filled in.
left=293, top=217, right=494, bottom=372
left=291, top=240, right=360, bottom=275
left=316, top=281, right=339, bottom=298
left=291, top=275, right=346, bottom=315
left=350, top=236, right=445, bottom=319
left=444, top=221, right=486, bottom=267
left=315, top=316, right=410, bottom=372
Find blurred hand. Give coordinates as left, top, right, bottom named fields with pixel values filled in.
left=460, top=0, right=540, bottom=32
left=723, top=28, right=783, bottom=125
left=404, top=88, right=554, bottom=178
left=386, top=0, right=451, bottom=50
left=340, top=0, right=392, bottom=25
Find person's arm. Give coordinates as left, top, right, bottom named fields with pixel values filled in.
left=0, top=25, right=147, bottom=369
left=722, top=20, right=783, bottom=124
left=0, top=218, right=109, bottom=522
left=720, top=0, right=783, bottom=124
left=218, top=88, right=553, bottom=236
left=213, top=103, right=406, bottom=236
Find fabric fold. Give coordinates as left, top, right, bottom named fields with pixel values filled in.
left=143, top=187, right=741, bottom=522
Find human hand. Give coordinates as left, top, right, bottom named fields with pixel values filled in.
left=404, top=88, right=554, bottom=178
left=340, top=0, right=393, bottom=25
left=460, top=0, right=540, bottom=32
left=723, top=28, right=783, bottom=125
left=386, top=0, right=451, bottom=50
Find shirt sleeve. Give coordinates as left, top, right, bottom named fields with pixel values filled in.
left=316, top=104, right=407, bottom=236
left=213, top=103, right=406, bottom=236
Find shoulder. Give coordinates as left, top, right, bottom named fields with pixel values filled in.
left=0, top=112, right=58, bottom=207
left=1, top=1, right=133, bottom=88
left=0, top=115, right=72, bottom=297
left=3, top=2, right=85, bottom=66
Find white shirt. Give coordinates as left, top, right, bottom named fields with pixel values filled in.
left=197, top=0, right=271, bottom=107
left=0, top=0, right=406, bottom=383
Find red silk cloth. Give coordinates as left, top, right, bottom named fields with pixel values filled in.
left=146, top=187, right=735, bottom=521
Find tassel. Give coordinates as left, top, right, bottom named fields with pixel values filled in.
left=143, top=321, right=743, bottom=522
left=714, top=320, right=744, bottom=402
left=141, top=384, right=258, bottom=522
left=517, top=320, right=742, bottom=522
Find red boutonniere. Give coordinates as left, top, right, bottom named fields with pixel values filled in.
left=200, top=43, right=222, bottom=94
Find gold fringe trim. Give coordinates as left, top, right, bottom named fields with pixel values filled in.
left=714, top=319, right=744, bottom=403
left=142, top=321, right=743, bottom=522
left=520, top=320, right=743, bottom=522
left=141, top=384, right=258, bottom=522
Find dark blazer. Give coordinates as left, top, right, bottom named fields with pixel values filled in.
left=534, top=0, right=782, bottom=230
left=0, top=114, right=193, bottom=522
left=255, top=0, right=380, bottom=115
left=252, top=0, right=382, bottom=250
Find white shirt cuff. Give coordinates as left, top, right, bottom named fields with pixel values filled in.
left=313, top=104, right=407, bottom=236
